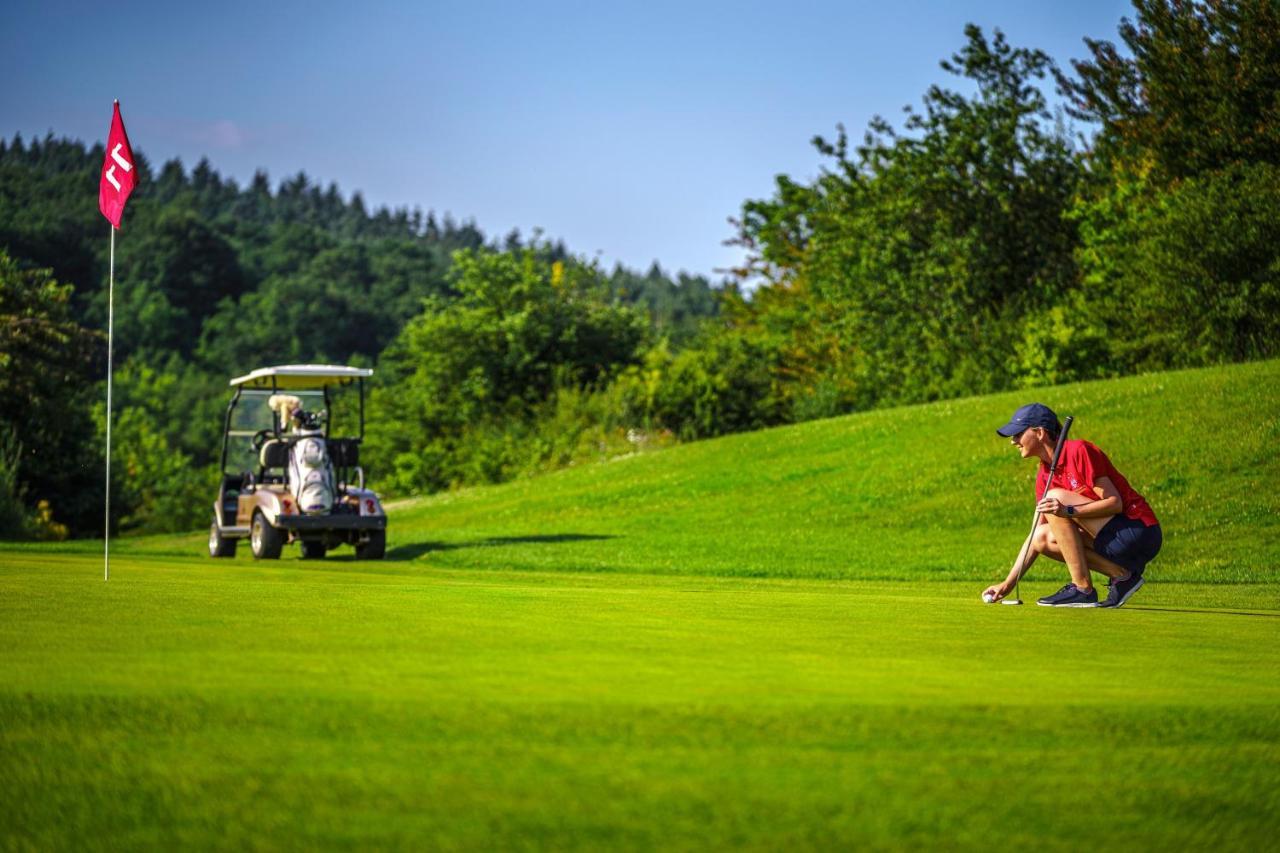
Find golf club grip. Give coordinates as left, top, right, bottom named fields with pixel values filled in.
left=1045, top=415, right=1074, bottom=483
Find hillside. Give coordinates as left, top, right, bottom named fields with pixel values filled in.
left=116, top=358, right=1280, bottom=586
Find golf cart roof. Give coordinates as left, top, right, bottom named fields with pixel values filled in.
left=230, top=364, right=373, bottom=390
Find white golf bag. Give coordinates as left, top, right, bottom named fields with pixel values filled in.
left=288, top=428, right=335, bottom=515
left=269, top=394, right=336, bottom=515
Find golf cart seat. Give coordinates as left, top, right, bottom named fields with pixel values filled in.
left=260, top=438, right=290, bottom=473
left=325, top=437, right=365, bottom=494
left=327, top=438, right=359, bottom=467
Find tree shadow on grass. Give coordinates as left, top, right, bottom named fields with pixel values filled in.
left=384, top=534, right=619, bottom=562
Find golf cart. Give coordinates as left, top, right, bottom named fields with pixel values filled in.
left=209, top=364, right=387, bottom=560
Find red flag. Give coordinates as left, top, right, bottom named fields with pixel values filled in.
left=99, top=101, right=137, bottom=228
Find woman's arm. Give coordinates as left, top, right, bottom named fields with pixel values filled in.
left=983, top=530, right=1036, bottom=601
left=1037, top=476, right=1123, bottom=519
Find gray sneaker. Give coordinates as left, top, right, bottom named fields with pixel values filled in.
left=1036, top=583, right=1099, bottom=607
left=1097, top=572, right=1145, bottom=609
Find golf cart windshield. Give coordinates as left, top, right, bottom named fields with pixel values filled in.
left=220, top=364, right=371, bottom=476
left=223, top=389, right=327, bottom=475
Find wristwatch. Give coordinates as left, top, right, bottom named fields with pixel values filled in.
left=1065, top=505, right=1077, bottom=517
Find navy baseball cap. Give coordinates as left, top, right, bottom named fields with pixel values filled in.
left=996, top=403, right=1061, bottom=437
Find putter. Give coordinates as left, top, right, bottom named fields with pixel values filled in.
left=1007, top=415, right=1074, bottom=605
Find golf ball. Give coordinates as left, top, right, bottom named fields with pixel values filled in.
left=982, top=592, right=996, bottom=603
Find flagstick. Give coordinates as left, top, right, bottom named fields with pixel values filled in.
left=105, top=224, right=115, bottom=582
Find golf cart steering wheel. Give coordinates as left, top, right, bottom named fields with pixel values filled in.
left=251, top=429, right=275, bottom=451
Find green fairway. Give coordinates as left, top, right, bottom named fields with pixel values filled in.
left=3, top=360, right=1280, bottom=849
left=2, top=554, right=1279, bottom=850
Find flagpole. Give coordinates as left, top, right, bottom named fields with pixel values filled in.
left=105, top=224, right=114, bottom=582
left=99, top=98, right=133, bottom=582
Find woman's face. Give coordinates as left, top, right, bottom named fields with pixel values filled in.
left=1010, top=426, right=1047, bottom=459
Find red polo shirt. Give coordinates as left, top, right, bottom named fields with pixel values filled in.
left=1037, top=439, right=1159, bottom=527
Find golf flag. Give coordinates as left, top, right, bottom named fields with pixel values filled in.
left=100, top=99, right=137, bottom=581
left=99, top=101, right=136, bottom=228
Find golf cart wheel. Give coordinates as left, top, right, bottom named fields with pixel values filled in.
left=356, top=530, right=386, bottom=560
left=209, top=520, right=236, bottom=558
left=250, top=511, right=284, bottom=560
left=300, top=540, right=326, bottom=560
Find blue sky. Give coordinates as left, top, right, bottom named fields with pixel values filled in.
left=2, top=1, right=1133, bottom=280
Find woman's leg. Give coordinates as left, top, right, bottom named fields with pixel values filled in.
left=1035, top=489, right=1131, bottom=587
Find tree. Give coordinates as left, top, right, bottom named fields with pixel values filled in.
left=367, top=248, right=648, bottom=493
left=103, top=207, right=248, bottom=358
left=1063, top=0, right=1280, bottom=369
left=1060, top=0, right=1280, bottom=181
left=103, top=361, right=217, bottom=534
left=0, top=251, right=104, bottom=535
left=196, top=242, right=419, bottom=372
left=1071, top=161, right=1280, bottom=369
left=735, top=25, right=1081, bottom=408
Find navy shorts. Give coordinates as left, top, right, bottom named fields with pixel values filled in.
left=1093, top=515, right=1162, bottom=575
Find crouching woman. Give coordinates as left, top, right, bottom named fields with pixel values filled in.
left=984, top=404, right=1162, bottom=608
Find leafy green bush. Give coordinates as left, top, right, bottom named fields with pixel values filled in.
left=0, top=251, right=103, bottom=535
left=639, top=330, right=786, bottom=440
left=366, top=249, right=649, bottom=494
left=1133, top=163, right=1280, bottom=364
left=1014, top=300, right=1112, bottom=388
left=1072, top=162, right=1280, bottom=370
left=0, top=426, right=31, bottom=538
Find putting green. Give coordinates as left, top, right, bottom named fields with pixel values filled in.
left=2, top=551, right=1277, bottom=850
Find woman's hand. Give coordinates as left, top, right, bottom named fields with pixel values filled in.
left=1037, top=495, right=1064, bottom=516
left=982, top=581, right=1012, bottom=602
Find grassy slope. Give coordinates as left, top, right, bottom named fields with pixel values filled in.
left=2, top=360, right=1279, bottom=850
left=120, top=357, right=1280, bottom=583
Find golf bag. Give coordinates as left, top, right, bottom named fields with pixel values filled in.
left=288, top=422, right=335, bottom=515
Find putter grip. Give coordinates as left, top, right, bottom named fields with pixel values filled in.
left=1048, top=415, right=1074, bottom=473
left=1039, top=415, right=1075, bottom=502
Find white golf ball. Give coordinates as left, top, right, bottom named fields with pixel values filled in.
left=982, top=592, right=996, bottom=604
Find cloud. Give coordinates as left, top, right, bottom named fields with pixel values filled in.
left=149, top=116, right=253, bottom=150
left=205, top=119, right=247, bottom=149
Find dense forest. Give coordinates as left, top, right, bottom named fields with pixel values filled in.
left=2, top=0, right=1278, bottom=539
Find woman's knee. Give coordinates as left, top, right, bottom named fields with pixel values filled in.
left=1045, top=487, right=1079, bottom=504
